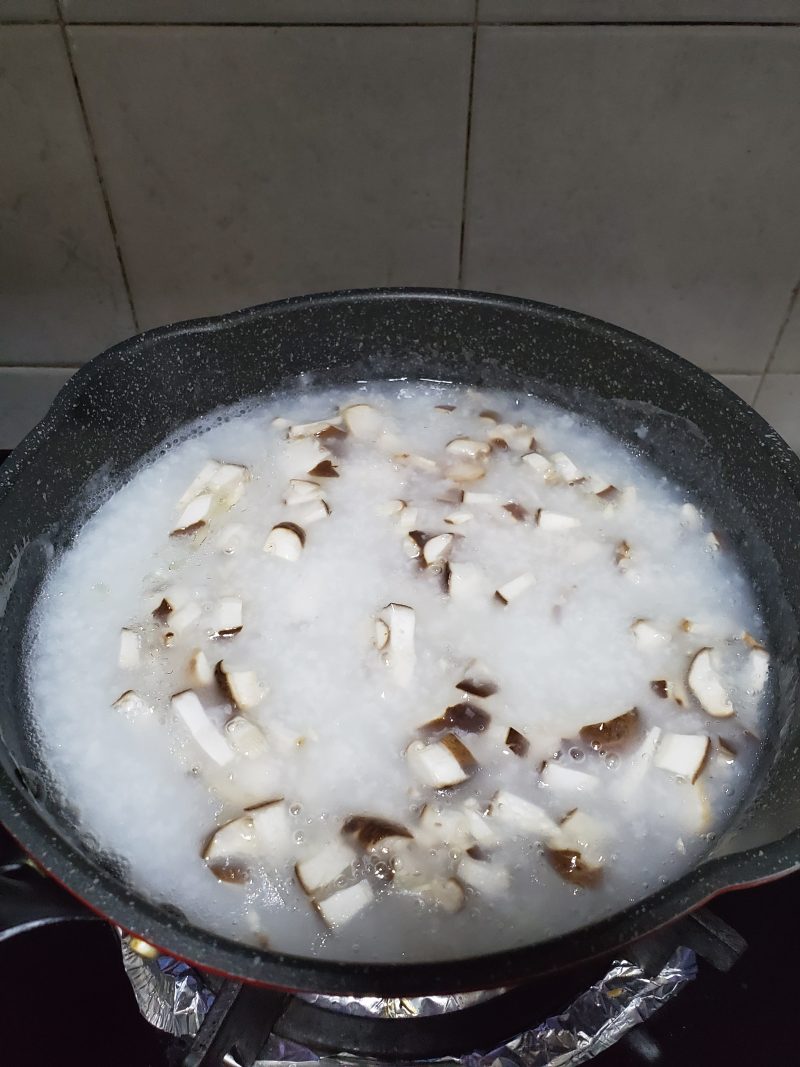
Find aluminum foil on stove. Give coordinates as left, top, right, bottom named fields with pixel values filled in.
left=119, top=931, right=696, bottom=1065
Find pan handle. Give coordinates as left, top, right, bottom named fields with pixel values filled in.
left=0, top=829, right=97, bottom=941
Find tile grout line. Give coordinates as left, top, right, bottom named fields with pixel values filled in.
left=4, top=20, right=800, bottom=28
left=457, top=3, right=478, bottom=288
left=752, top=276, right=800, bottom=406
left=54, top=1, right=140, bottom=333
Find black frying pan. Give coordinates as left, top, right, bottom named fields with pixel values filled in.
left=0, top=288, right=798, bottom=996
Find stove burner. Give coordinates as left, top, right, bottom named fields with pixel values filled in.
left=156, top=909, right=743, bottom=1067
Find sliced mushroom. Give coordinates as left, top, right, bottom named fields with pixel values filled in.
left=171, top=690, right=233, bottom=766
left=342, top=815, right=413, bottom=851
left=284, top=478, right=323, bottom=505
left=423, top=533, right=455, bottom=567
left=521, top=452, right=553, bottom=477
left=479, top=409, right=501, bottom=424
left=315, top=880, right=374, bottom=928
left=596, top=484, right=621, bottom=504
left=406, top=734, right=477, bottom=789
left=189, top=649, right=214, bottom=687
left=213, top=596, right=243, bottom=638
left=376, top=498, right=407, bottom=518
left=203, top=815, right=258, bottom=884
left=246, top=798, right=294, bottom=859
left=446, top=460, right=486, bottom=483
left=112, top=689, right=151, bottom=720
left=394, top=452, right=438, bottom=472
left=215, top=660, right=262, bottom=710
left=462, top=491, right=499, bottom=506
left=495, top=572, right=535, bottom=605
left=118, top=628, right=140, bottom=669
left=654, top=732, right=711, bottom=783
left=295, top=840, right=357, bottom=897
left=505, top=727, right=530, bottom=757
left=420, top=701, right=491, bottom=737
left=444, top=510, right=473, bottom=526
left=264, top=522, right=305, bottom=561
left=446, top=562, right=488, bottom=601
left=342, top=403, right=382, bottom=440
left=687, top=648, right=735, bottom=718
left=706, top=531, right=721, bottom=551
left=615, top=540, right=631, bottom=567
left=742, top=631, right=766, bottom=652
left=550, top=452, right=583, bottom=484
left=434, top=403, right=456, bottom=413
left=445, top=438, right=491, bottom=459
left=679, top=503, right=703, bottom=529
left=294, top=498, right=331, bottom=525
left=457, top=854, right=511, bottom=896
left=288, top=417, right=343, bottom=440
left=463, top=806, right=498, bottom=847
left=540, top=762, right=600, bottom=794
left=224, top=714, right=268, bottom=759
left=503, top=502, right=528, bottom=522
left=536, top=510, right=581, bottom=531
left=631, top=619, right=672, bottom=650
left=376, top=603, right=416, bottom=687
left=455, top=663, right=498, bottom=699
left=419, top=877, right=465, bottom=913
left=489, top=791, right=561, bottom=838
left=491, top=423, right=535, bottom=451
left=169, top=601, right=201, bottom=635
left=613, top=726, right=662, bottom=800
left=579, top=709, right=640, bottom=751
left=417, top=805, right=474, bottom=849
left=546, top=847, right=602, bottom=888
left=374, top=617, right=390, bottom=651
left=171, top=493, right=213, bottom=536
left=558, top=809, right=609, bottom=868
left=206, top=463, right=249, bottom=506
left=308, top=459, right=338, bottom=479
left=178, top=461, right=220, bottom=508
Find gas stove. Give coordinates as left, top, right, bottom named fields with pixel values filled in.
left=0, top=449, right=796, bottom=1066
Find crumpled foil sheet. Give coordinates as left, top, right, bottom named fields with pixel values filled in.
left=119, top=933, right=696, bottom=1065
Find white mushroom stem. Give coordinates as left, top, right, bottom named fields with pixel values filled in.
left=423, top=533, right=455, bottom=567
left=688, top=648, right=735, bottom=717
left=214, top=596, right=243, bottom=637
left=446, top=460, right=486, bottom=483
left=558, top=810, right=609, bottom=868
left=491, top=423, right=535, bottom=451
left=419, top=878, right=465, bottom=913
left=377, top=603, right=416, bottom=687
left=264, top=522, right=305, bottom=561
left=172, top=493, right=213, bottom=535
left=224, top=715, right=268, bottom=758
left=457, top=855, right=511, bottom=896
left=749, top=647, right=770, bottom=693
left=550, top=452, right=583, bottom=483
left=342, top=403, right=382, bottom=440
left=614, top=726, right=662, bottom=800
left=488, top=791, right=562, bottom=839
left=374, top=618, right=390, bottom=651
left=294, top=499, right=330, bottom=525
left=203, top=815, right=260, bottom=876
left=462, top=491, right=499, bottom=506
left=118, top=628, right=140, bottom=669
left=189, top=649, right=214, bottom=687
left=285, top=479, right=323, bottom=505
left=495, top=572, right=535, bottom=605
left=445, top=438, right=491, bottom=459
left=288, top=417, right=343, bottom=440
left=444, top=510, right=473, bottom=526
left=540, top=762, right=600, bottom=794
left=631, top=619, right=672, bottom=650
left=169, top=601, right=201, bottom=634
left=215, top=660, right=262, bottom=710
left=315, top=880, right=374, bottom=928
left=112, top=689, right=151, bottom=720
left=521, top=452, right=553, bottom=477
left=178, top=461, right=220, bottom=507
left=246, top=799, right=294, bottom=860
left=406, top=735, right=476, bottom=788
left=654, top=733, right=711, bottom=783
left=171, top=690, right=233, bottom=766
left=537, top=510, right=581, bottom=531
left=296, top=841, right=357, bottom=896
left=376, top=498, right=407, bottom=518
